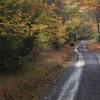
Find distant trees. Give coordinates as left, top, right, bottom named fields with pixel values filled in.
left=79, top=0, right=100, bottom=35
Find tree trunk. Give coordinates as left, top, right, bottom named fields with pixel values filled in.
left=96, top=18, right=100, bottom=33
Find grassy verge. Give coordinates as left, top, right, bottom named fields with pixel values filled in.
left=87, top=41, right=100, bottom=53
left=0, top=45, right=74, bottom=100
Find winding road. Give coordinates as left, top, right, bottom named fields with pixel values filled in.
left=45, top=41, right=100, bottom=100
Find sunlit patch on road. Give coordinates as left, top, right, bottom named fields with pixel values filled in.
left=57, top=43, right=85, bottom=100
left=57, top=67, right=82, bottom=100
left=75, top=59, right=85, bottom=67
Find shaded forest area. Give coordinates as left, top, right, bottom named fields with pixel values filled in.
left=0, top=0, right=100, bottom=100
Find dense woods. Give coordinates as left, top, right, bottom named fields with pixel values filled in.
left=0, top=0, right=99, bottom=73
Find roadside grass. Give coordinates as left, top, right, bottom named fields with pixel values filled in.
left=87, top=41, right=100, bottom=53
left=0, top=45, right=74, bottom=100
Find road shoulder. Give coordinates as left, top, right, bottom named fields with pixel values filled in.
left=87, top=41, right=100, bottom=53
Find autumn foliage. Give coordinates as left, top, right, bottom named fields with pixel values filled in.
left=0, top=0, right=99, bottom=73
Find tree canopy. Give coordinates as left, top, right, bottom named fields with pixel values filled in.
left=0, top=0, right=99, bottom=72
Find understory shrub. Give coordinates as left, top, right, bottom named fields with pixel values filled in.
left=0, top=35, right=23, bottom=73
left=96, top=34, right=100, bottom=42
left=0, top=34, right=36, bottom=74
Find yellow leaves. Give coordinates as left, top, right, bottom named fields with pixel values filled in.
left=58, top=24, right=66, bottom=38
left=32, top=24, right=48, bottom=31
left=20, top=22, right=26, bottom=27
left=43, top=3, right=56, bottom=12
left=72, top=16, right=79, bottom=23
left=92, top=23, right=98, bottom=32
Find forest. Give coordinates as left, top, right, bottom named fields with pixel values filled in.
left=0, top=0, right=100, bottom=100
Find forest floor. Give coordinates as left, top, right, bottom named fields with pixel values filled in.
left=87, top=41, right=100, bottom=53
left=0, top=45, right=74, bottom=100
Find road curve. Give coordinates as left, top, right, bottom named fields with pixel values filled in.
left=44, top=41, right=100, bottom=100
